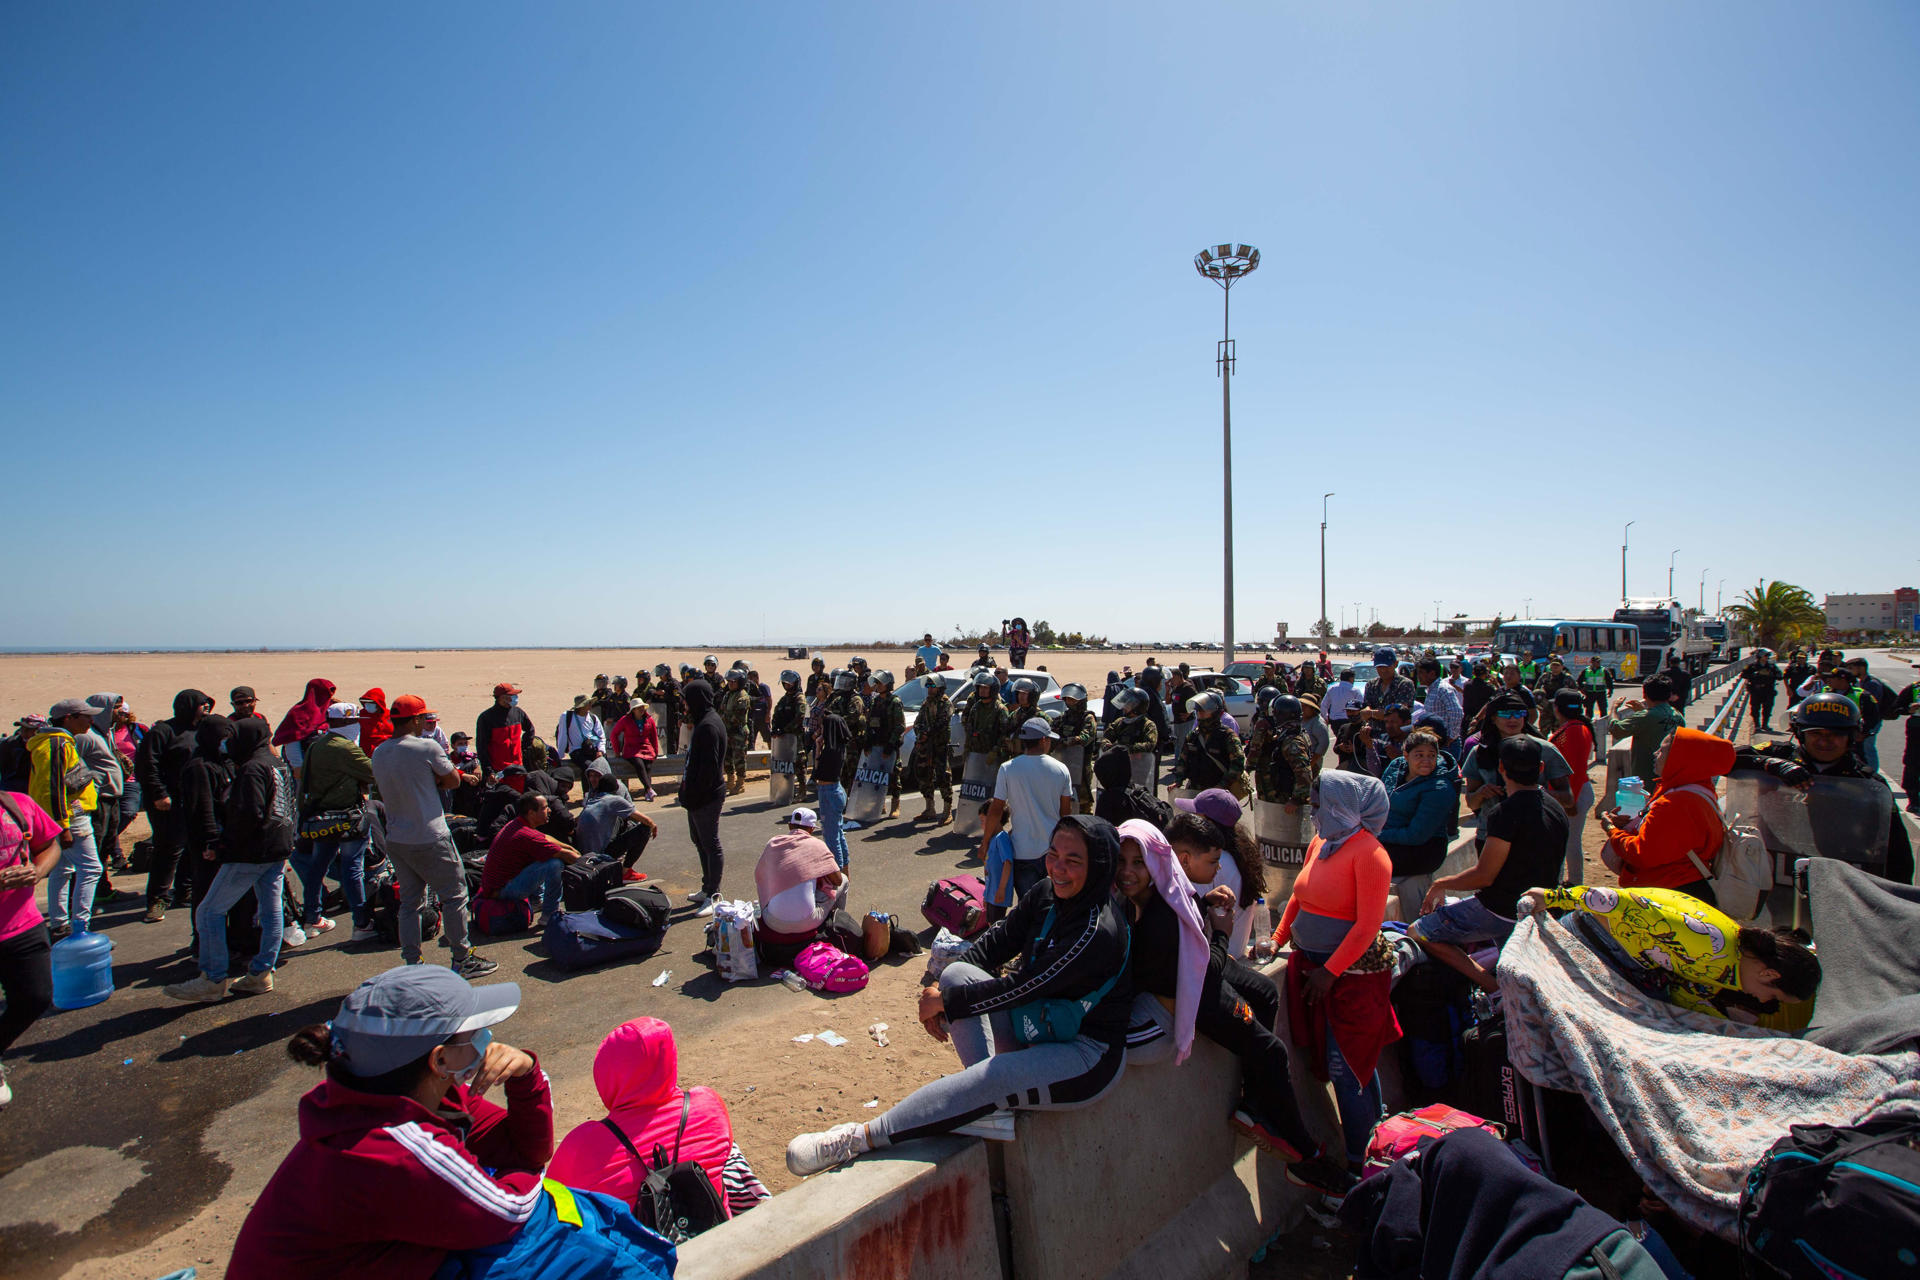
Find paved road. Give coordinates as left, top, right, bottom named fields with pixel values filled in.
left=0, top=780, right=989, bottom=1278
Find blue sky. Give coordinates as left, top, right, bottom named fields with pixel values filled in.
left=5, top=3, right=1916, bottom=648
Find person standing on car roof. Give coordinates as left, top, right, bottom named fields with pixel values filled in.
left=1005, top=617, right=1031, bottom=670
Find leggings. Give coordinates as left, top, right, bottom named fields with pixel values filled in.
left=0, top=924, right=54, bottom=1058
left=624, top=756, right=653, bottom=794
left=1124, top=953, right=1319, bottom=1159
left=869, top=961, right=1126, bottom=1147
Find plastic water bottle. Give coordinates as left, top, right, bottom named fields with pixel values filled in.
left=51, top=929, right=114, bottom=1009
left=1250, top=897, right=1275, bottom=959
left=1614, top=776, right=1649, bottom=817
left=773, top=969, right=806, bottom=992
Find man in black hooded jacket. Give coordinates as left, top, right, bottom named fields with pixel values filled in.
left=136, top=688, right=214, bottom=921
left=166, top=719, right=294, bottom=1002
left=680, top=678, right=728, bottom=909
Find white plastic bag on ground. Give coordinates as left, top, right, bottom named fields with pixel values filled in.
left=926, top=927, right=973, bottom=980
left=710, top=899, right=759, bottom=982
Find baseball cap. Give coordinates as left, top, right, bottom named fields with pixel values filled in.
left=492, top=682, right=522, bottom=697
left=1175, top=787, right=1244, bottom=830
left=1018, top=717, right=1059, bottom=740
left=1372, top=648, right=1397, bottom=667
left=784, top=806, right=820, bottom=830
left=1498, top=734, right=1544, bottom=772
left=231, top=686, right=258, bottom=702
left=328, top=965, right=520, bottom=1079
left=390, top=694, right=436, bottom=720
left=326, top=701, right=360, bottom=722
left=49, top=697, right=94, bottom=720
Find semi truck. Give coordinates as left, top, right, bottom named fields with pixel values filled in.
left=1613, top=598, right=1714, bottom=678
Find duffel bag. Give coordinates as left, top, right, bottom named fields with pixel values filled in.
left=543, top=909, right=666, bottom=973
left=369, top=872, right=441, bottom=945
left=562, top=854, right=623, bottom=913
left=1363, top=1103, right=1504, bottom=1179
left=475, top=896, right=535, bottom=937
left=1738, top=1113, right=1920, bottom=1279
left=603, top=883, right=671, bottom=932
left=921, top=875, right=986, bottom=937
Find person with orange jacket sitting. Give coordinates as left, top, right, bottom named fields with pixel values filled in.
left=1599, top=727, right=1736, bottom=907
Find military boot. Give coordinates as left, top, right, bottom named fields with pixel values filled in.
left=918, top=795, right=937, bottom=821
left=937, top=793, right=954, bottom=825
left=888, top=795, right=900, bottom=818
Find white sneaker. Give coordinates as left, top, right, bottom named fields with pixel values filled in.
left=696, top=900, right=717, bottom=917
left=349, top=927, right=381, bottom=943
left=282, top=925, right=307, bottom=948
left=306, top=917, right=336, bottom=935
left=953, top=1110, right=1017, bottom=1142
left=0, top=1064, right=11, bottom=1109
left=786, top=1122, right=871, bottom=1176
left=164, top=976, right=231, bottom=1003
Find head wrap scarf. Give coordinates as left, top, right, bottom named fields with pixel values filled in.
left=273, top=678, right=338, bottom=747
left=1313, top=770, right=1390, bottom=857
left=1118, top=819, right=1208, bottom=1065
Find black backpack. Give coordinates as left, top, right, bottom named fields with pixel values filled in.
left=602, top=883, right=671, bottom=932
left=600, top=1095, right=725, bottom=1244
left=1738, top=1114, right=1920, bottom=1279
left=561, top=853, right=623, bottom=912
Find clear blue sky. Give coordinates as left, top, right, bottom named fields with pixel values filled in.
left=5, top=3, right=1916, bottom=648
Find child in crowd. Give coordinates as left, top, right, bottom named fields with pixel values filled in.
left=983, top=825, right=1015, bottom=925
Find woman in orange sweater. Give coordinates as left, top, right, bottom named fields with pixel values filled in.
left=1272, top=770, right=1397, bottom=1173
left=1599, top=728, right=1734, bottom=906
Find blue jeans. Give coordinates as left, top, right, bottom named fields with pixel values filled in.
left=499, top=858, right=563, bottom=918
left=195, top=861, right=287, bottom=980
left=1864, top=734, right=1881, bottom=773
left=290, top=831, right=371, bottom=928
left=46, top=811, right=102, bottom=932
left=1410, top=895, right=1517, bottom=949
left=119, top=776, right=143, bottom=827
left=816, top=782, right=849, bottom=868
left=1299, top=946, right=1386, bottom=1162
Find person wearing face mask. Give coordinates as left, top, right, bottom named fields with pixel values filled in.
left=271, top=678, right=338, bottom=779
left=475, top=683, right=535, bottom=782
left=785, top=815, right=1133, bottom=1176
left=357, top=688, right=395, bottom=757
left=228, top=967, right=554, bottom=1279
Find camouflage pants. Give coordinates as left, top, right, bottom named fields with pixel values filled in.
left=915, top=748, right=953, bottom=802
left=726, top=738, right=747, bottom=788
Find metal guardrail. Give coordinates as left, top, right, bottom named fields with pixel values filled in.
left=1701, top=653, right=1752, bottom=738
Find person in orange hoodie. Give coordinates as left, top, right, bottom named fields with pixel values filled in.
left=1599, top=727, right=1735, bottom=905
left=358, top=689, right=394, bottom=757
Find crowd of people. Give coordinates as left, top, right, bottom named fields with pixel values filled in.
left=0, top=638, right=1915, bottom=1277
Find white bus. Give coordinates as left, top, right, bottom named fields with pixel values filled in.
left=1493, top=619, right=1642, bottom=681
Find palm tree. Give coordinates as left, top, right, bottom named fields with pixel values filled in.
left=1726, top=581, right=1826, bottom=650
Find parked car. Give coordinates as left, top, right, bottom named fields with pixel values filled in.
left=897, top=668, right=1064, bottom=765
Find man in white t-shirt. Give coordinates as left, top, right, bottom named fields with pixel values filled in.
left=980, top=717, right=1075, bottom=900
left=1320, top=669, right=1362, bottom=725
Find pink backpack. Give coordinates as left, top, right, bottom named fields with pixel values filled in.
left=1363, top=1104, right=1504, bottom=1178
left=793, top=941, right=869, bottom=993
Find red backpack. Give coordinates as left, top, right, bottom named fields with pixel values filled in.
left=921, top=875, right=987, bottom=936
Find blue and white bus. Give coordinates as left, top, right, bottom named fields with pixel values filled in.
left=1493, top=619, right=1642, bottom=681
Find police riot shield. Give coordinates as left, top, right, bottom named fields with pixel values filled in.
left=955, top=752, right=996, bottom=838
left=647, top=701, right=672, bottom=752
left=1254, top=799, right=1315, bottom=905
left=1725, top=771, right=1891, bottom=883
left=1057, top=743, right=1087, bottom=809
left=1129, top=751, right=1157, bottom=798
left=847, top=747, right=896, bottom=824
left=769, top=734, right=798, bottom=805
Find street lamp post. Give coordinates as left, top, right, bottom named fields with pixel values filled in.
left=1699, top=569, right=1709, bottom=614
left=1320, top=492, right=1334, bottom=641
left=1669, top=550, right=1680, bottom=600
left=1717, top=579, right=1726, bottom=613
left=1621, top=521, right=1634, bottom=602
left=1194, top=243, right=1259, bottom=668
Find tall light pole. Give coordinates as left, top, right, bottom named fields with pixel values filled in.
left=1195, top=243, right=1259, bottom=667
left=1699, top=568, right=1709, bottom=614
left=1669, top=549, right=1680, bottom=600
left=1621, top=520, right=1635, bottom=602
left=1320, top=493, right=1334, bottom=641
left=1717, top=578, right=1726, bottom=613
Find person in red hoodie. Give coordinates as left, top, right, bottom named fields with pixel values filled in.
left=1599, top=727, right=1736, bottom=906
left=229, top=965, right=552, bottom=1280
left=359, top=688, right=395, bottom=757
left=546, top=1016, right=768, bottom=1223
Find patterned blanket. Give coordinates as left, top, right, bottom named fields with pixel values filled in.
left=1498, top=913, right=1920, bottom=1238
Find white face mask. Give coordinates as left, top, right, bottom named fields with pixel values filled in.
left=447, top=1027, right=491, bottom=1085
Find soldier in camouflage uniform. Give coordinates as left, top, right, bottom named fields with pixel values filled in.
left=1105, top=686, right=1159, bottom=763
left=1259, top=695, right=1314, bottom=808
left=866, top=669, right=907, bottom=818
left=720, top=668, right=752, bottom=794
left=804, top=657, right=830, bottom=701
left=1001, top=678, right=1044, bottom=757
left=962, top=671, right=1010, bottom=765
left=1174, top=690, right=1247, bottom=795
left=824, top=668, right=867, bottom=791
left=650, top=664, right=681, bottom=756
left=598, top=675, right=633, bottom=724
left=1055, top=681, right=1100, bottom=813
left=911, top=674, right=954, bottom=823
left=771, top=669, right=810, bottom=799
left=676, top=663, right=701, bottom=748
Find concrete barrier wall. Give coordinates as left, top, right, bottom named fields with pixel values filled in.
left=673, top=1136, right=999, bottom=1280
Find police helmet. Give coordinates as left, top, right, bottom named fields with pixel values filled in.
left=972, top=670, right=999, bottom=692
left=1136, top=666, right=1162, bottom=690
left=703, top=654, right=718, bottom=666
left=1011, top=677, right=1038, bottom=699
left=1790, top=695, right=1862, bottom=735
left=1256, top=686, right=1280, bottom=713
left=872, top=670, right=895, bottom=691
left=780, top=670, right=801, bottom=689
left=1113, top=687, right=1148, bottom=714
left=1061, top=682, right=1088, bottom=702
left=1271, top=694, right=1303, bottom=724
left=1043, top=708, right=1064, bottom=725
left=833, top=670, right=858, bottom=693
left=1191, top=690, right=1224, bottom=718
left=724, top=668, right=746, bottom=685
left=850, top=655, right=868, bottom=670
left=654, top=663, right=671, bottom=679
left=923, top=673, right=945, bottom=692
left=978, top=643, right=991, bottom=652
left=678, top=663, right=697, bottom=678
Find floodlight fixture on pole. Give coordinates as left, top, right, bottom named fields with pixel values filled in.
left=1699, top=569, right=1709, bottom=615
left=1320, top=493, right=1335, bottom=640
left=1621, top=521, right=1634, bottom=603
left=1195, top=242, right=1259, bottom=667
left=1669, top=549, right=1680, bottom=600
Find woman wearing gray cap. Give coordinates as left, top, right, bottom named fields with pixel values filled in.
left=229, top=966, right=549, bottom=1278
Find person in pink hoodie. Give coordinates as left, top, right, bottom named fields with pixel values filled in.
left=546, top=1017, right=768, bottom=1223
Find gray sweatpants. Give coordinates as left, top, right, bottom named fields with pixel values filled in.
left=387, top=833, right=473, bottom=964
left=869, top=961, right=1126, bottom=1146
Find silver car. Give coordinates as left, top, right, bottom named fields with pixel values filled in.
left=897, top=669, right=1063, bottom=764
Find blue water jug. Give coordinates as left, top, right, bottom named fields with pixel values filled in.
left=51, top=929, right=114, bottom=1009
left=1614, top=776, right=1649, bottom=818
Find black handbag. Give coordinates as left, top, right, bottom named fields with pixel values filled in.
left=600, top=1096, right=725, bottom=1244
